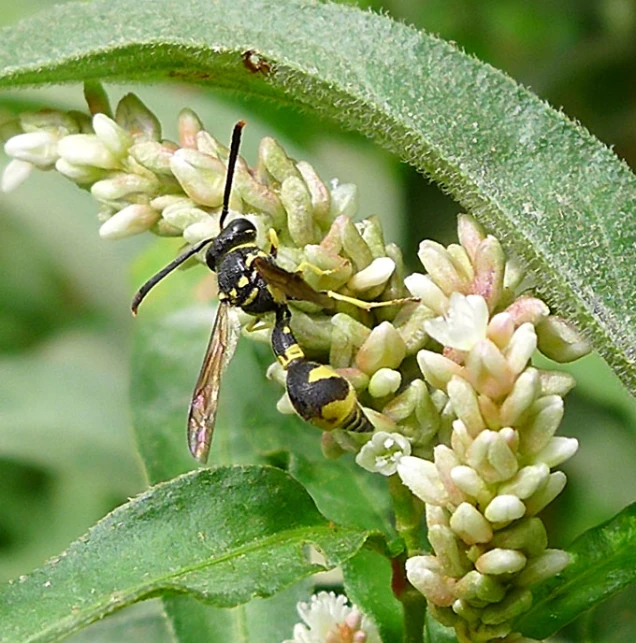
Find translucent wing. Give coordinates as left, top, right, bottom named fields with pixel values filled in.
left=252, top=256, right=335, bottom=311
left=187, top=301, right=240, bottom=463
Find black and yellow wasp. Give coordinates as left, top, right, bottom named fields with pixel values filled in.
left=132, top=122, right=373, bottom=463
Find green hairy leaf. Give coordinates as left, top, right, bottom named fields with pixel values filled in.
left=0, top=0, right=633, bottom=394
left=0, top=466, right=373, bottom=643
left=515, top=503, right=636, bottom=639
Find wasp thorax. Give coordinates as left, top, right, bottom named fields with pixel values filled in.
left=205, top=217, right=257, bottom=271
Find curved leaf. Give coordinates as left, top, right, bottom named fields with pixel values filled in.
left=0, top=466, right=374, bottom=643
left=515, top=502, right=636, bottom=639
left=0, top=0, right=634, bottom=393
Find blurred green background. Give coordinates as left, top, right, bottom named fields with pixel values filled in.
left=0, top=0, right=635, bottom=641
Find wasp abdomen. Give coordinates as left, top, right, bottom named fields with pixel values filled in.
left=272, top=306, right=373, bottom=433
left=286, top=360, right=372, bottom=432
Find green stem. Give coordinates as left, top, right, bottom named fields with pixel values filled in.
left=388, top=474, right=427, bottom=643
left=388, top=473, right=424, bottom=556
left=402, top=588, right=428, bottom=643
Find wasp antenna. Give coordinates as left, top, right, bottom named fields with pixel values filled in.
left=131, top=237, right=216, bottom=315
left=219, top=120, right=246, bottom=229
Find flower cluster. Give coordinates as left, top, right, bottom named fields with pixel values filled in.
left=381, top=217, right=587, bottom=642
left=1, top=88, right=450, bottom=459
left=2, top=89, right=591, bottom=642
left=284, top=591, right=381, bottom=643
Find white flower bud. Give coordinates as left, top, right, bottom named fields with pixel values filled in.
left=538, top=369, right=576, bottom=397
left=405, top=556, right=455, bottom=606
left=465, top=338, right=512, bottom=399
left=450, top=420, right=473, bottom=461
left=424, top=293, right=489, bottom=351
left=281, top=175, right=318, bottom=246
left=457, top=214, right=486, bottom=260
left=418, top=240, right=470, bottom=294
left=347, top=256, right=395, bottom=292
left=426, top=504, right=450, bottom=527
left=397, top=455, right=448, bottom=505
left=525, top=471, right=567, bottom=515
left=91, top=173, right=158, bottom=201
left=475, top=548, right=527, bottom=575
left=296, top=160, right=331, bottom=224
left=472, top=236, right=505, bottom=311
left=258, top=136, right=299, bottom=182
left=5, top=131, right=59, bottom=167
left=519, top=395, right=564, bottom=455
left=161, top=200, right=211, bottom=231
left=487, top=432, right=519, bottom=481
left=450, top=465, right=493, bottom=506
left=183, top=218, right=221, bottom=245
left=484, top=495, right=526, bottom=523
left=505, top=296, right=550, bottom=326
left=276, top=392, right=295, bottom=415
left=92, top=113, right=133, bottom=157
left=447, top=375, right=486, bottom=436
left=504, top=323, right=538, bottom=375
left=500, top=368, right=541, bottom=426
left=177, top=108, right=203, bottom=149
left=170, top=148, right=226, bottom=207
left=447, top=244, right=474, bottom=282
left=491, top=517, right=548, bottom=557
left=98, top=204, right=159, bottom=239
left=58, top=134, right=120, bottom=169
left=329, top=181, right=358, bottom=219
left=536, top=316, right=591, bottom=363
left=355, top=431, right=411, bottom=476
left=367, top=368, right=402, bottom=398
left=416, top=350, right=463, bottom=391
left=531, top=436, right=579, bottom=468
left=115, top=93, right=161, bottom=142
left=130, top=141, right=176, bottom=174
left=487, top=311, right=515, bottom=348
left=498, top=464, right=550, bottom=499
left=1, top=159, right=33, bottom=192
left=453, top=570, right=506, bottom=604
left=450, top=503, right=493, bottom=544
left=433, top=445, right=464, bottom=505
left=515, top=549, right=571, bottom=586
left=355, top=322, right=406, bottom=374
left=265, top=361, right=287, bottom=386
left=404, top=273, right=448, bottom=316
left=55, top=158, right=107, bottom=184
left=429, top=524, right=471, bottom=577
left=341, top=216, right=374, bottom=271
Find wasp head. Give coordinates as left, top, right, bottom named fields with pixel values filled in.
left=206, top=217, right=257, bottom=271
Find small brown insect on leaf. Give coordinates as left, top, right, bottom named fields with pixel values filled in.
left=242, top=49, right=272, bottom=75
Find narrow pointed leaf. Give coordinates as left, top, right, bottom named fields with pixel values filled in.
left=0, top=0, right=633, bottom=391
left=515, top=503, right=636, bottom=639
left=0, top=466, right=374, bottom=643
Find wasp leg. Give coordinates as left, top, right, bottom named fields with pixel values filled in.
left=295, top=260, right=418, bottom=311
left=325, top=290, right=418, bottom=311
left=266, top=227, right=280, bottom=258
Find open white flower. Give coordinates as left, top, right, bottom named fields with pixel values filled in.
left=424, top=292, right=489, bottom=351
left=284, top=591, right=381, bottom=643
left=355, top=431, right=411, bottom=476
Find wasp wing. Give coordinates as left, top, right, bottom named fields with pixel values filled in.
left=187, top=301, right=240, bottom=463
left=252, top=256, right=335, bottom=311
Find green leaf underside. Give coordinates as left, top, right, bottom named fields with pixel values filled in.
left=515, top=502, right=636, bottom=639
left=0, top=466, right=372, bottom=643
left=0, top=0, right=634, bottom=393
